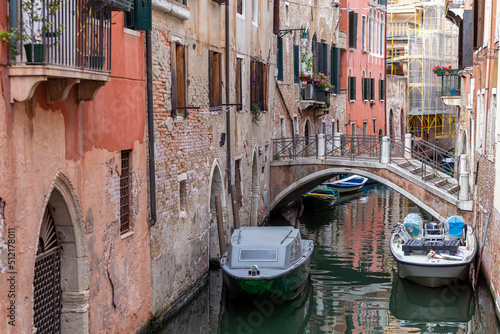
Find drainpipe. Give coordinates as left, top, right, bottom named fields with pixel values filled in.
left=225, top=0, right=231, bottom=193
left=275, top=82, right=295, bottom=146
left=146, top=30, right=157, bottom=225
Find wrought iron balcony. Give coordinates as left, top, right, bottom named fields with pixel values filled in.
left=436, top=70, right=460, bottom=96
left=4, top=0, right=131, bottom=102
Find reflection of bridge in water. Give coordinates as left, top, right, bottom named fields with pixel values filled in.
left=270, top=134, right=472, bottom=221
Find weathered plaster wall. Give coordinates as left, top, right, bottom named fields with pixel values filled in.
left=0, top=12, right=152, bottom=333
left=274, top=0, right=348, bottom=142
left=386, top=75, right=407, bottom=138
left=150, top=0, right=275, bottom=317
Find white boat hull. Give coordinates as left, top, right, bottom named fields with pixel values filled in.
left=396, top=261, right=471, bottom=288
left=390, top=223, right=477, bottom=288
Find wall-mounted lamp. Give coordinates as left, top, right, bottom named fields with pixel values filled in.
left=278, top=28, right=308, bottom=48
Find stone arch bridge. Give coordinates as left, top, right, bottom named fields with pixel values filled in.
left=270, top=134, right=473, bottom=222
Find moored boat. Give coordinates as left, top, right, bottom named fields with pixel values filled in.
left=302, top=184, right=339, bottom=211
left=325, top=175, right=368, bottom=194
left=390, top=214, right=477, bottom=288
left=220, top=226, right=314, bottom=300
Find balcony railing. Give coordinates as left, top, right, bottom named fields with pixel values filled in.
left=387, top=22, right=416, bottom=38
left=301, top=82, right=327, bottom=103
left=7, top=0, right=113, bottom=72
left=436, top=70, right=461, bottom=97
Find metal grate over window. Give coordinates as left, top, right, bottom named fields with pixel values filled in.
left=33, top=208, right=61, bottom=334
left=120, top=150, right=131, bottom=234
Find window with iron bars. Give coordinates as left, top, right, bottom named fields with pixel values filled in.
left=120, top=150, right=132, bottom=234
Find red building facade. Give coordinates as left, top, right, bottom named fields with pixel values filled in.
left=339, top=0, right=386, bottom=137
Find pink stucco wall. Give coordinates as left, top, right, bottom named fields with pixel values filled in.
left=0, top=8, right=152, bottom=333
left=340, top=0, right=386, bottom=135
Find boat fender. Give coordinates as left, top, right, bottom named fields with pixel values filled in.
left=427, top=249, right=436, bottom=259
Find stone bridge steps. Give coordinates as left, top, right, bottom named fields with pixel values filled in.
left=391, top=158, right=458, bottom=194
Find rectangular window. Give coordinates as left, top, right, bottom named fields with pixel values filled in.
left=322, top=122, right=326, bottom=134
left=362, top=77, right=368, bottom=101
left=120, top=150, right=131, bottom=234
left=379, top=79, right=385, bottom=100
left=362, top=16, right=366, bottom=51
left=348, top=76, right=356, bottom=101
left=237, top=0, right=243, bottom=15
left=294, top=116, right=299, bottom=134
left=349, top=11, right=358, bottom=49
left=250, top=60, right=268, bottom=111
left=373, top=118, right=377, bottom=134
left=236, top=57, right=243, bottom=110
left=369, top=18, right=373, bottom=53
left=235, top=159, right=243, bottom=206
left=179, top=179, right=187, bottom=211
left=331, top=46, right=341, bottom=94
left=172, top=43, right=187, bottom=115
left=209, top=51, right=222, bottom=107
left=239, top=249, right=278, bottom=261
left=380, top=23, right=384, bottom=55
left=363, top=121, right=367, bottom=138
left=252, top=0, right=258, bottom=23
left=370, top=78, right=375, bottom=100
left=277, top=36, right=283, bottom=81
left=293, top=44, right=299, bottom=83
left=332, top=121, right=335, bottom=135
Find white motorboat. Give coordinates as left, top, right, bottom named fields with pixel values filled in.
left=390, top=214, right=477, bottom=288
left=325, top=175, right=368, bottom=194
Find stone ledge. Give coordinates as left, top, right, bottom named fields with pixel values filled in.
left=9, top=65, right=110, bottom=103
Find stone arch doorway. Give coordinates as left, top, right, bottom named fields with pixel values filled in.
left=209, top=163, right=225, bottom=266
left=35, top=174, right=89, bottom=333
left=250, top=151, right=259, bottom=226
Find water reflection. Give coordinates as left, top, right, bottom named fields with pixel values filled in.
left=153, top=185, right=500, bottom=334
left=389, top=277, right=475, bottom=333
left=218, top=281, right=313, bottom=334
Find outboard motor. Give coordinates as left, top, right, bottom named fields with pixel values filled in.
left=426, top=222, right=441, bottom=235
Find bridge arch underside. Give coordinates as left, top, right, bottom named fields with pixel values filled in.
left=270, top=165, right=467, bottom=222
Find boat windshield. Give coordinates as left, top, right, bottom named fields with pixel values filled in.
left=239, top=249, right=278, bottom=262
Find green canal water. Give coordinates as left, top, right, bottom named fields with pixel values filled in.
left=154, top=185, right=500, bottom=334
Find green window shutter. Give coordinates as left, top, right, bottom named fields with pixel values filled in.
left=352, top=13, right=358, bottom=49
left=379, top=79, right=382, bottom=100
left=293, top=45, right=299, bottom=83
left=322, top=43, right=328, bottom=74
left=370, top=78, right=375, bottom=100
left=125, top=0, right=152, bottom=31
left=277, top=36, right=283, bottom=81
left=349, top=12, right=354, bottom=48
left=349, top=76, right=356, bottom=101
left=331, top=47, right=340, bottom=94
left=362, top=78, right=366, bottom=100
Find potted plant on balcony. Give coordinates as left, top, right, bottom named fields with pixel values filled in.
left=1, top=0, right=64, bottom=63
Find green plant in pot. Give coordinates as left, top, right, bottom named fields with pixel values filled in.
left=1, top=0, right=64, bottom=63
left=251, top=103, right=262, bottom=125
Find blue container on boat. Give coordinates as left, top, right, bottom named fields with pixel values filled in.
left=445, top=216, right=464, bottom=238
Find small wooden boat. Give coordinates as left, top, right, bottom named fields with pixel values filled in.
left=220, top=226, right=314, bottom=300
left=390, top=214, right=477, bottom=288
left=325, top=175, right=368, bottom=194
left=302, top=184, right=339, bottom=211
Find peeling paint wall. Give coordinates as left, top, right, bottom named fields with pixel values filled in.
left=0, top=11, right=152, bottom=333
left=386, top=75, right=407, bottom=139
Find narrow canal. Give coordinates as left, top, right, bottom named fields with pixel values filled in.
left=154, top=184, right=500, bottom=334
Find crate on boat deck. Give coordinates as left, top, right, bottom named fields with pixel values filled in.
left=444, top=216, right=464, bottom=238
left=402, top=239, right=460, bottom=256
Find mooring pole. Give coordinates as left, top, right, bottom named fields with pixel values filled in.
left=230, top=185, right=241, bottom=229
left=215, top=195, right=227, bottom=256
left=474, top=213, right=490, bottom=287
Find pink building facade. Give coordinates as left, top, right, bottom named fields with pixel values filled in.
left=340, top=0, right=386, bottom=137
left=0, top=2, right=153, bottom=332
